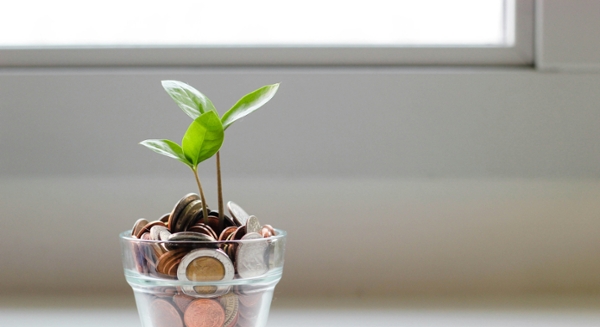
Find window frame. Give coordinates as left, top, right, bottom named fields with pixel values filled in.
left=0, top=0, right=534, bottom=68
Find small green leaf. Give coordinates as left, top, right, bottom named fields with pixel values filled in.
left=182, top=111, right=224, bottom=166
left=161, top=80, right=217, bottom=119
left=140, top=139, right=191, bottom=166
left=221, top=83, right=279, bottom=130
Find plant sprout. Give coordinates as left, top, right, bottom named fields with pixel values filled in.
left=141, top=80, right=279, bottom=226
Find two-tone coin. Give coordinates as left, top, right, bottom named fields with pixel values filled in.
left=177, top=248, right=235, bottom=297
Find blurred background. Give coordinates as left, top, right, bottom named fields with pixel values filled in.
left=0, top=0, right=599, bottom=303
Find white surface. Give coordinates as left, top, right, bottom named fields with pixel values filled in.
left=1, top=296, right=599, bottom=327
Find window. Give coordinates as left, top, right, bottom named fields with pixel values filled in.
left=0, top=0, right=533, bottom=67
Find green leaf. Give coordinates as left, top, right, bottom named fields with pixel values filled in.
left=161, top=80, right=217, bottom=119
left=182, top=111, right=224, bottom=166
left=139, top=139, right=191, bottom=166
left=221, top=83, right=279, bottom=130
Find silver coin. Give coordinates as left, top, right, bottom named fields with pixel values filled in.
left=227, top=201, right=250, bottom=227
left=150, top=225, right=168, bottom=241
left=159, top=229, right=172, bottom=241
left=245, top=215, right=262, bottom=234
left=236, top=232, right=269, bottom=278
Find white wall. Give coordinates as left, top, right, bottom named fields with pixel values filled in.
left=0, top=0, right=599, bottom=296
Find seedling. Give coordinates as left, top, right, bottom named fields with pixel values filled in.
left=140, top=81, right=279, bottom=226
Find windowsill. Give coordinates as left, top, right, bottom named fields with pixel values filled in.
left=2, top=295, right=599, bottom=327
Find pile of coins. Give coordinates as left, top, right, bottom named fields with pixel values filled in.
left=139, top=285, right=267, bottom=327
left=130, top=193, right=279, bottom=283
left=128, top=193, right=282, bottom=327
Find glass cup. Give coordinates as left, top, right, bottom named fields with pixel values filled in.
left=120, top=229, right=286, bottom=327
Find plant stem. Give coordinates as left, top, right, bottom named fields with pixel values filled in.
left=216, top=151, right=224, bottom=230
left=192, top=167, right=209, bottom=225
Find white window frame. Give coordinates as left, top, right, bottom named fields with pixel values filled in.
left=0, top=0, right=533, bottom=68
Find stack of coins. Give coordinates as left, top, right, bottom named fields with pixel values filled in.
left=129, top=193, right=280, bottom=327
left=139, top=285, right=268, bottom=327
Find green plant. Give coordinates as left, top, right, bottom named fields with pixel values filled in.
left=140, top=81, right=279, bottom=225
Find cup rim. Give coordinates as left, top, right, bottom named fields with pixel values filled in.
left=119, top=228, right=286, bottom=244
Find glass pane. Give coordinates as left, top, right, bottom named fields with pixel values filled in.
left=0, top=0, right=510, bottom=47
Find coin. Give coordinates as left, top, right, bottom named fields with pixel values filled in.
left=173, top=293, right=195, bottom=313
left=219, top=226, right=237, bottom=241
left=150, top=224, right=169, bottom=241
left=169, top=193, right=201, bottom=232
left=227, top=201, right=250, bottom=227
left=262, top=224, right=275, bottom=236
left=219, top=293, right=239, bottom=327
left=188, top=223, right=218, bottom=240
left=175, top=199, right=203, bottom=232
left=245, top=215, right=261, bottom=234
left=138, top=220, right=167, bottom=238
left=156, top=248, right=188, bottom=277
left=150, top=298, right=183, bottom=327
left=178, top=248, right=234, bottom=298
left=132, top=218, right=149, bottom=238
left=236, top=232, right=269, bottom=278
left=159, top=212, right=170, bottom=223
left=238, top=292, right=263, bottom=308
left=178, top=248, right=234, bottom=282
left=183, top=299, right=225, bottom=327
left=260, top=226, right=273, bottom=238
left=167, top=231, right=217, bottom=250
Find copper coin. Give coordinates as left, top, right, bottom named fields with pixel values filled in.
left=138, top=220, right=167, bottom=238
left=206, top=215, right=223, bottom=236
left=150, top=298, right=183, bottom=327
left=132, top=243, right=147, bottom=274
left=219, top=226, right=237, bottom=241
left=260, top=226, right=273, bottom=238
left=263, top=224, right=276, bottom=236
left=189, top=223, right=218, bottom=240
left=184, top=299, right=225, bottom=327
left=173, top=293, right=195, bottom=313
left=132, top=218, right=149, bottom=237
left=233, top=226, right=247, bottom=240
left=156, top=248, right=187, bottom=276
left=168, top=193, right=201, bottom=232
left=159, top=212, right=170, bottom=223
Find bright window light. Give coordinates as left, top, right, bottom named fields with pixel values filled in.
left=1, top=0, right=511, bottom=47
